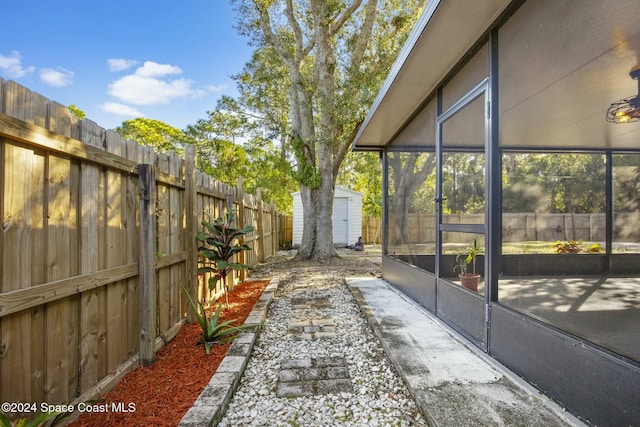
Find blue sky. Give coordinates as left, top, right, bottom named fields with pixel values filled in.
left=0, top=1, right=254, bottom=130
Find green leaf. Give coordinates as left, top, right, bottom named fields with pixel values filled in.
left=208, top=276, right=220, bottom=291
left=229, top=263, right=249, bottom=270
left=0, top=412, right=12, bottom=427
left=184, top=288, right=207, bottom=332
left=196, top=303, right=256, bottom=353
left=199, top=249, right=219, bottom=260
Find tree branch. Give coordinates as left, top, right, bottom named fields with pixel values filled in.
left=352, top=0, right=377, bottom=64
left=254, top=1, right=293, bottom=69
left=284, top=0, right=305, bottom=62
left=333, top=120, right=362, bottom=179
left=330, top=0, right=363, bottom=37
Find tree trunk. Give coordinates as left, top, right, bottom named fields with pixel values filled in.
left=388, top=153, right=436, bottom=245
left=296, top=181, right=337, bottom=260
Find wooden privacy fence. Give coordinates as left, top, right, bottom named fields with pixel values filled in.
left=380, top=212, right=635, bottom=244
left=0, top=79, right=279, bottom=411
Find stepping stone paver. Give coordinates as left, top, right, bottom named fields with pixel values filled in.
left=287, top=318, right=337, bottom=340
left=276, top=357, right=353, bottom=397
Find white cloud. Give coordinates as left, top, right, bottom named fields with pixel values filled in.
left=0, top=50, right=35, bottom=78
left=205, top=84, right=227, bottom=93
left=101, top=102, right=144, bottom=117
left=107, top=58, right=138, bottom=72
left=40, top=67, right=74, bottom=87
left=134, top=61, right=182, bottom=78
left=108, top=61, right=204, bottom=106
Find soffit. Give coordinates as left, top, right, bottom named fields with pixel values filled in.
left=353, top=0, right=512, bottom=149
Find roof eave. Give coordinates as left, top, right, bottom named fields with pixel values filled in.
left=352, top=0, right=513, bottom=150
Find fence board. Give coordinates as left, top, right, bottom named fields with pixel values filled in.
left=0, top=264, right=138, bottom=317
left=78, top=119, right=106, bottom=394
left=125, top=139, right=141, bottom=358
left=47, top=101, right=79, bottom=138
left=2, top=143, right=33, bottom=291
left=156, top=154, right=171, bottom=335
left=1, top=142, right=34, bottom=404
left=57, top=98, right=81, bottom=397
left=44, top=154, right=73, bottom=403
left=139, top=164, right=156, bottom=366
left=3, top=80, right=48, bottom=127
left=30, top=147, right=46, bottom=406
left=169, top=153, right=182, bottom=326
left=105, top=132, right=128, bottom=374
left=1, top=312, right=31, bottom=402
left=184, top=146, right=197, bottom=321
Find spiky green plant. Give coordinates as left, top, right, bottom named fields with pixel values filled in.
left=0, top=408, right=71, bottom=427
left=184, top=288, right=254, bottom=354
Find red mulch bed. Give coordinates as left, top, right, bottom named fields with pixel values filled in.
left=71, top=280, right=269, bottom=427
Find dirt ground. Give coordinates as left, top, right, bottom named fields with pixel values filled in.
left=248, top=247, right=382, bottom=278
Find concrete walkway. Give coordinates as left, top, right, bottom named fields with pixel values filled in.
left=347, top=277, right=586, bottom=427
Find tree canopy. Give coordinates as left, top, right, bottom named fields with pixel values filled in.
left=231, top=0, right=424, bottom=259
left=114, top=118, right=184, bottom=153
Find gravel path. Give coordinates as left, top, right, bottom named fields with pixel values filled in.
left=218, top=268, right=428, bottom=426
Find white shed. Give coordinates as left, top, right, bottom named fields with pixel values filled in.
left=291, top=186, right=362, bottom=247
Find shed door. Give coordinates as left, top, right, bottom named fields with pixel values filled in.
left=333, top=197, right=349, bottom=245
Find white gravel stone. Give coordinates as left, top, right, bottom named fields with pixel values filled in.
left=219, top=270, right=428, bottom=426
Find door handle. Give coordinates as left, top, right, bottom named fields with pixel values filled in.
left=434, top=196, right=447, bottom=204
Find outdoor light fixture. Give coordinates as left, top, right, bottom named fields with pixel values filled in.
left=607, top=64, right=640, bottom=123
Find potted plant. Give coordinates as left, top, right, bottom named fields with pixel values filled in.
left=196, top=209, right=254, bottom=308
left=454, top=238, right=481, bottom=292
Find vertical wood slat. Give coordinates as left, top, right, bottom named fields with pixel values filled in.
left=184, top=146, right=197, bottom=322
left=139, top=164, right=156, bottom=366
left=105, top=131, right=127, bottom=374
left=156, top=154, right=170, bottom=335
left=235, top=177, right=246, bottom=286
left=2, top=80, right=49, bottom=127
left=0, top=116, right=36, bottom=405
left=78, top=119, right=106, bottom=393
left=256, top=189, right=265, bottom=263
left=125, top=140, right=141, bottom=358
left=195, top=172, right=202, bottom=306
left=49, top=101, right=81, bottom=400
left=169, top=153, right=182, bottom=326
left=43, top=152, right=73, bottom=404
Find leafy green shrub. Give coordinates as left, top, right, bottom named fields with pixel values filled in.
left=197, top=209, right=254, bottom=307
left=553, top=240, right=602, bottom=254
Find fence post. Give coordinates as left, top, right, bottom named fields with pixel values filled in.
left=271, top=200, right=278, bottom=256
left=235, top=177, right=246, bottom=283
left=256, top=189, right=265, bottom=262
left=184, top=145, right=198, bottom=323
left=138, top=164, right=156, bottom=366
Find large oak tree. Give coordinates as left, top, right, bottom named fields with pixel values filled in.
left=233, top=0, right=423, bottom=260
